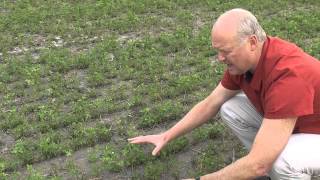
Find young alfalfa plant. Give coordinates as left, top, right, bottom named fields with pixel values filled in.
left=191, top=122, right=225, bottom=143
left=192, top=142, right=227, bottom=176
left=65, top=159, right=84, bottom=179
left=11, top=139, right=35, bottom=165
left=122, top=143, right=147, bottom=167
left=101, top=144, right=124, bottom=172
left=143, top=160, right=166, bottom=180
left=0, top=108, right=25, bottom=132
left=69, top=122, right=112, bottom=150
left=159, top=136, right=189, bottom=158
left=138, top=100, right=184, bottom=128
left=37, top=132, right=64, bottom=159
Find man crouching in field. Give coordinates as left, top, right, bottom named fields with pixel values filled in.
left=129, top=8, right=320, bottom=180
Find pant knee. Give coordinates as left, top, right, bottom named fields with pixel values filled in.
left=220, top=97, right=248, bottom=127
left=270, top=155, right=311, bottom=180
left=220, top=99, right=233, bottom=122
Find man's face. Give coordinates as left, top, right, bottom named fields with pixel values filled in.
left=212, top=34, right=252, bottom=75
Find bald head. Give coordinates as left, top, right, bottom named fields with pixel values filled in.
left=211, top=9, right=266, bottom=74
left=212, top=8, right=266, bottom=44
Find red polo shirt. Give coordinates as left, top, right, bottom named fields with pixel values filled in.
left=221, top=36, right=320, bottom=134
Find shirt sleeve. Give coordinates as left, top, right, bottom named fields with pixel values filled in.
left=220, top=70, right=241, bottom=90
left=264, top=72, right=315, bottom=119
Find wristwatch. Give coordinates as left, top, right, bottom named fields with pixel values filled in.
left=195, top=177, right=201, bottom=180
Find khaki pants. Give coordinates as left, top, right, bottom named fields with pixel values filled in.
left=220, top=92, right=320, bottom=180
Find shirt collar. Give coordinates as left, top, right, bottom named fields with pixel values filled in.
left=248, top=36, right=270, bottom=91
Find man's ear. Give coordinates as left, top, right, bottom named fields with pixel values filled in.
left=249, top=35, right=258, bottom=51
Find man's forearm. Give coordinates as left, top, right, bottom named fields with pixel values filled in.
left=201, top=155, right=264, bottom=180
left=164, top=99, right=221, bottom=143
left=163, top=83, right=238, bottom=144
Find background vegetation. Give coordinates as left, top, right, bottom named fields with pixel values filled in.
left=0, top=0, right=319, bottom=179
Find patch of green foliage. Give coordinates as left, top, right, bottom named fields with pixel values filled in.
left=0, top=0, right=319, bottom=179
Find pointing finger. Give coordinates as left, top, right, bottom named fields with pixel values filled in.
left=152, top=145, right=162, bottom=156
left=128, top=136, right=151, bottom=144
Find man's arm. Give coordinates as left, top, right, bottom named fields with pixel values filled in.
left=163, top=83, right=239, bottom=145
left=200, top=117, right=297, bottom=180
left=129, top=83, right=239, bottom=155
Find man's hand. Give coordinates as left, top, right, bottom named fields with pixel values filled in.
left=129, top=83, right=237, bottom=156
left=128, top=133, right=168, bottom=156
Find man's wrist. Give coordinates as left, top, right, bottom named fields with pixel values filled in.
left=162, top=131, right=170, bottom=144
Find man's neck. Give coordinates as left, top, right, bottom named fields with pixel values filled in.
left=250, top=41, right=265, bottom=73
